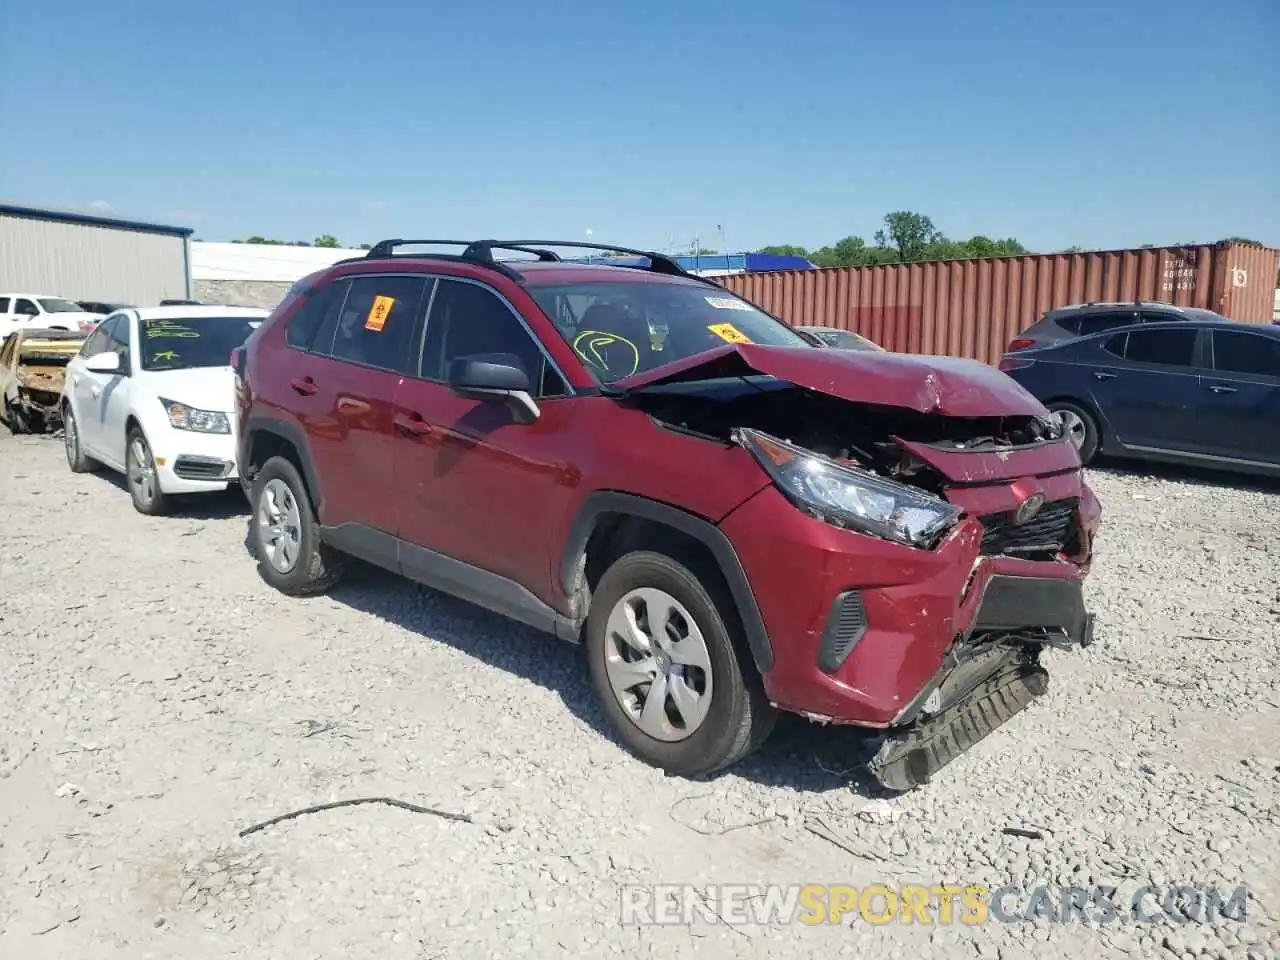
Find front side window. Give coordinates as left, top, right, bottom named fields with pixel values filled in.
left=527, top=281, right=808, bottom=382
left=420, top=278, right=567, bottom=396
left=79, top=319, right=114, bottom=358
left=1122, top=328, right=1197, bottom=367
left=140, top=316, right=260, bottom=371
left=1211, top=330, right=1280, bottom=378
left=327, top=276, right=427, bottom=373
left=38, top=298, right=86, bottom=314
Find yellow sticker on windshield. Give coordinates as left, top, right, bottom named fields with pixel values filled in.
left=365, top=295, right=395, bottom=332
left=708, top=322, right=752, bottom=344
left=153, top=350, right=179, bottom=361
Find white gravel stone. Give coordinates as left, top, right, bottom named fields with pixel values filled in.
left=0, top=435, right=1278, bottom=958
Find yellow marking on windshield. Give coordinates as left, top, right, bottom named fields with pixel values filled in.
left=572, top=330, right=639, bottom=378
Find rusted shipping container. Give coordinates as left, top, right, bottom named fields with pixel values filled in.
left=717, top=242, right=1280, bottom=368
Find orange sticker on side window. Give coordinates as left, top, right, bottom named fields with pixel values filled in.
left=365, top=295, right=395, bottom=332
left=708, top=322, right=752, bottom=344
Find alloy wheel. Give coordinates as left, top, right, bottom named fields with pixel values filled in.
left=1055, top=409, right=1087, bottom=450
left=258, top=478, right=302, bottom=574
left=63, top=408, right=78, bottom=466
left=128, top=436, right=158, bottom=506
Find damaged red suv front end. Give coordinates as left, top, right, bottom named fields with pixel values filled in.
left=620, top=344, right=1101, bottom=791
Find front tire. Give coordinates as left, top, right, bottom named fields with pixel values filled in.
left=585, top=550, right=776, bottom=777
left=250, top=455, right=345, bottom=596
left=126, top=427, right=170, bottom=515
left=1047, top=400, right=1100, bottom=465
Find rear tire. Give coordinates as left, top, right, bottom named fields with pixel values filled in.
left=250, top=455, right=345, bottom=596
left=63, top=403, right=96, bottom=472
left=585, top=550, right=776, bottom=777
left=1047, top=400, right=1100, bottom=465
left=4, top=398, right=31, bottom=434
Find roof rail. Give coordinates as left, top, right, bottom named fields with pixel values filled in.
left=349, top=238, right=719, bottom=286
left=472, top=240, right=717, bottom=284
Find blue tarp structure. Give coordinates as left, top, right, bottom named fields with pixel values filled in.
left=562, top=251, right=813, bottom=273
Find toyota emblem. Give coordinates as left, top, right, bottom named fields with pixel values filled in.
left=1014, top=492, right=1045, bottom=525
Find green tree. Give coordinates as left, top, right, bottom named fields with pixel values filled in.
left=314, top=234, right=341, bottom=248
left=761, top=212, right=1028, bottom=268
left=876, top=211, right=944, bottom=262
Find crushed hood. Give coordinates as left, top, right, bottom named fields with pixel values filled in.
left=613, top=343, right=1050, bottom=418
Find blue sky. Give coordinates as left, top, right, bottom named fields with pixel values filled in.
left=2, top=0, right=1276, bottom=253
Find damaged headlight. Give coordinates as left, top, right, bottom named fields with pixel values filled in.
left=735, top=428, right=963, bottom=548
left=159, top=398, right=230, bottom=434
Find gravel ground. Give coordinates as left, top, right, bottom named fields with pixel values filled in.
left=1, top=432, right=1278, bottom=960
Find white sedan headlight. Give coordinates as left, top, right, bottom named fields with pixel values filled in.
left=159, top=397, right=231, bottom=434
left=736, top=428, right=963, bottom=548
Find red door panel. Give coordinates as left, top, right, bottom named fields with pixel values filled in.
left=392, top=377, right=580, bottom=603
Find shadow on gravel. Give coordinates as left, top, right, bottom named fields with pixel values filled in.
left=241, top=525, right=888, bottom=798
left=1090, top=455, right=1280, bottom=494
left=88, top=468, right=251, bottom=519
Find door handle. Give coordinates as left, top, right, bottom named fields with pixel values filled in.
left=91, top=385, right=101, bottom=398
left=71, top=375, right=81, bottom=386
left=290, top=377, right=318, bottom=396
left=336, top=396, right=371, bottom=415
left=393, top=413, right=437, bottom=440
left=1207, top=384, right=1237, bottom=394
left=1092, top=372, right=1117, bottom=381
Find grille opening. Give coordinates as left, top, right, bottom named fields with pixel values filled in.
left=978, top=497, right=1078, bottom=560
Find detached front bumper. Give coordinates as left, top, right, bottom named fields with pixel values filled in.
left=719, top=484, right=1098, bottom=727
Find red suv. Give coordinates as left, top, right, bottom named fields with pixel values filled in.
left=234, top=239, right=1102, bottom=791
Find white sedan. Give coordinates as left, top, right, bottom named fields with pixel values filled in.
left=60, top=305, right=268, bottom=514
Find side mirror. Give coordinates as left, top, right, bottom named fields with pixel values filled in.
left=448, top=354, right=540, bottom=424
left=84, top=351, right=122, bottom=374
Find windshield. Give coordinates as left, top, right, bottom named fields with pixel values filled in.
left=39, top=298, right=86, bottom=313
left=141, top=316, right=261, bottom=371
left=528, top=281, right=811, bottom=382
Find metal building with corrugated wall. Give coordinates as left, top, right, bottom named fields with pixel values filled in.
left=0, top=203, right=194, bottom=306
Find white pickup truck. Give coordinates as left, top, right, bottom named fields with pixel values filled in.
left=0, top=294, right=106, bottom=338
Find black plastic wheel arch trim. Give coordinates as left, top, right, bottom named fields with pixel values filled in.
left=242, top=416, right=325, bottom=513
left=558, top=491, right=774, bottom=673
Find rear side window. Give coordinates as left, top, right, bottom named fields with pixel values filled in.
left=0, top=298, right=10, bottom=312
left=285, top=282, right=344, bottom=350
left=1212, top=330, right=1280, bottom=378
left=1076, top=312, right=1137, bottom=336
left=328, top=276, right=428, bottom=373
left=1122, top=328, right=1197, bottom=367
